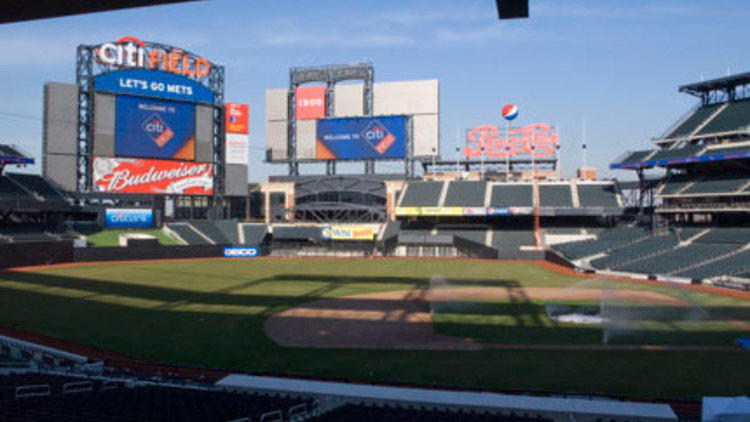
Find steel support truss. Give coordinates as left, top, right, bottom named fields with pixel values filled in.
left=287, top=63, right=374, bottom=176
left=75, top=41, right=225, bottom=203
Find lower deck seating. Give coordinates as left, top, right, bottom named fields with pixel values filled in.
left=673, top=249, right=750, bottom=279
left=0, top=382, right=309, bottom=422
left=166, top=223, right=210, bottom=245
left=613, top=243, right=740, bottom=274
left=589, top=232, right=678, bottom=270
left=309, top=404, right=553, bottom=422
left=188, top=220, right=230, bottom=244
left=492, top=229, right=535, bottom=250
left=553, top=226, right=648, bottom=260
left=241, top=223, right=268, bottom=245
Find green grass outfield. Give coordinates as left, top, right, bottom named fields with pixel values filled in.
left=0, top=258, right=747, bottom=400
left=85, top=229, right=183, bottom=247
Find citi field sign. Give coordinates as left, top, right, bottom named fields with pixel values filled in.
left=95, top=36, right=211, bottom=78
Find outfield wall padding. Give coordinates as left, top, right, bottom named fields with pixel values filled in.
left=73, top=245, right=224, bottom=263
left=0, top=241, right=75, bottom=269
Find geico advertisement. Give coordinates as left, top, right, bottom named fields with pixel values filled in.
left=321, top=225, right=375, bottom=240
left=223, top=247, right=260, bottom=258
left=105, top=208, right=153, bottom=228
left=316, top=115, right=406, bottom=160
left=93, top=157, right=213, bottom=195
left=115, top=95, right=196, bottom=161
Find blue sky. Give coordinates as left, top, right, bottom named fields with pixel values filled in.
left=1, top=0, right=749, bottom=181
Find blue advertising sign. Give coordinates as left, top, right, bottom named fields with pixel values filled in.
left=316, top=115, right=406, bottom=160
left=115, top=95, right=196, bottom=160
left=94, top=69, right=214, bottom=104
left=223, top=247, right=260, bottom=258
left=104, top=208, right=153, bottom=228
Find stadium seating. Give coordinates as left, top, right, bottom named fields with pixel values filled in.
left=4, top=174, right=68, bottom=204
left=443, top=181, right=486, bottom=207
left=673, top=249, right=750, bottom=279
left=538, top=184, right=573, bottom=207
left=189, top=220, right=231, bottom=245
left=648, top=144, right=704, bottom=162
left=693, top=227, right=750, bottom=244
left=612, top=149, right=655, bottom=166
left=489, top=184, right=533, bottom=208
left=241, top=223, right=268, bottom=245
left=213, top=219, right=240, bottom=245
left=380, top=220, right=401, bottom=242
left=577, top=183, right=620, bottom=207
left=310, top=404, right=553, bottom=422
left=0, top=379, right=309, bottom=422
left=553, top=226, right=649, bottom=260
left=613, top=243, right=741, bottom=274
left=399, top=181, right=443, bottom=207
left=695, top=99, right=750, bottom=136
left=589, top=232, right=678, bottom=270
left=701, top=144, right=750, bottom=156
left=665, top=103, right=724, bottom=138
left=166, top=223, right=210, bottom=245
left=680, top=174, right=747, bottom=195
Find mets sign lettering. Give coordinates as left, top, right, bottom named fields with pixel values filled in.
left=316, top=116, right=406, bottom=160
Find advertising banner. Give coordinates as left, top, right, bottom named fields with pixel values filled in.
left=463, top=207, right=487, bottom=216
left=316, top=115, right=406, bottom=160
left=394, top=207, right=421, bottom=216
left=223, top=247, right=260, bottom=258
left=104, top=208, right=154, bottom=228
left=115, top=95, right=196, bottom=161
left=95, top=69, right=215, bottom=104
left=487, top=207, right=511, bottom=216
left=225, top=103, right=249, bottom=134
left=321, top=225, right=375, bottom=241
left=419, top=207, right=464, bottom=217
left=92, top=156, right=213, bottom=195
left=296, top=86, right=326, bottom=120
left=511, top=207, right=534, bottom=215
left=464, top=123, right=559, bottom=159
left=225, top=133, right=249, bottom=165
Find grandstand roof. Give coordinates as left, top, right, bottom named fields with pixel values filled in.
left=0, top=144, right=34, bottom=165
left=218, top=374, right=677, bottom=420
left=680, top=72, right=750, bottom=96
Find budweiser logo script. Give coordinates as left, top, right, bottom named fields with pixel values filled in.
left=464, top=123, right=559, bottom=158
left=93, top=157, right=213, bottom=195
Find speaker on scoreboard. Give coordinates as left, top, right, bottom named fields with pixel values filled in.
left=496, top=0, right=529, bottom=19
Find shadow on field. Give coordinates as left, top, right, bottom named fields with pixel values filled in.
left=0, top=270, right=747, bottom=348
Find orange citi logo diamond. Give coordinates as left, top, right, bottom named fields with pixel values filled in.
left=141, top=114, right=174, bottom=147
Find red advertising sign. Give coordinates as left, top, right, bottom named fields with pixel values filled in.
left=225, top=103, right=249, bottom=134
left=464, top=123, right=559, bottom=158
left=296, top=86, right=326, bottom=120
left=92, top=157, right=213, bottom=195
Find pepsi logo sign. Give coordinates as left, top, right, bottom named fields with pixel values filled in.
left=502, top=104, right=519, bottom=121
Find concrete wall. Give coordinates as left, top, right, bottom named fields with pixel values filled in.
left=43, top=82, right=79, bottom=191
left=195, top=104, right=214, bottom=163
left=225, top=163, right=249, bottom=196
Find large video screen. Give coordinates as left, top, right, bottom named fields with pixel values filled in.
left=115, top=95, right=196, bottom=161
left=316, top=115, right=406, bottom=160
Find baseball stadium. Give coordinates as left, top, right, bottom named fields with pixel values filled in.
left=0, top=2, right=748, bottom=421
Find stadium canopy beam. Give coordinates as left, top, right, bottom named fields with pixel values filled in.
left=0, top=1, right=203, bottom=24
left=679, top=72, right=750, bottom=105
left=287, top=63, right=374, bottom=177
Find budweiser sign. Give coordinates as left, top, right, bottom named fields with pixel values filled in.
left=92, top=157, right=213, bottom=195
left=464, top=123, right=559, bottom=158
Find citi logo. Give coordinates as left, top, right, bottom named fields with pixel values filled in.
left=96, top=36, right=210, bottom=77
left=141, top=114, right=173, bottom=147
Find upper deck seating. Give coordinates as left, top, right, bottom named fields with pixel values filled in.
left=400, top=181, right=443, bottom=207
left=443, top=181, right=486, bottom=207
left=489, top=184, right=533, bottom=208
left=539, top=184, right=572, bottom=207
left=577, top=183, right=620, bottom=208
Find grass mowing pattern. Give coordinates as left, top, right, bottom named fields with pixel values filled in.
left=0, top=259, right=747, bottom=400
